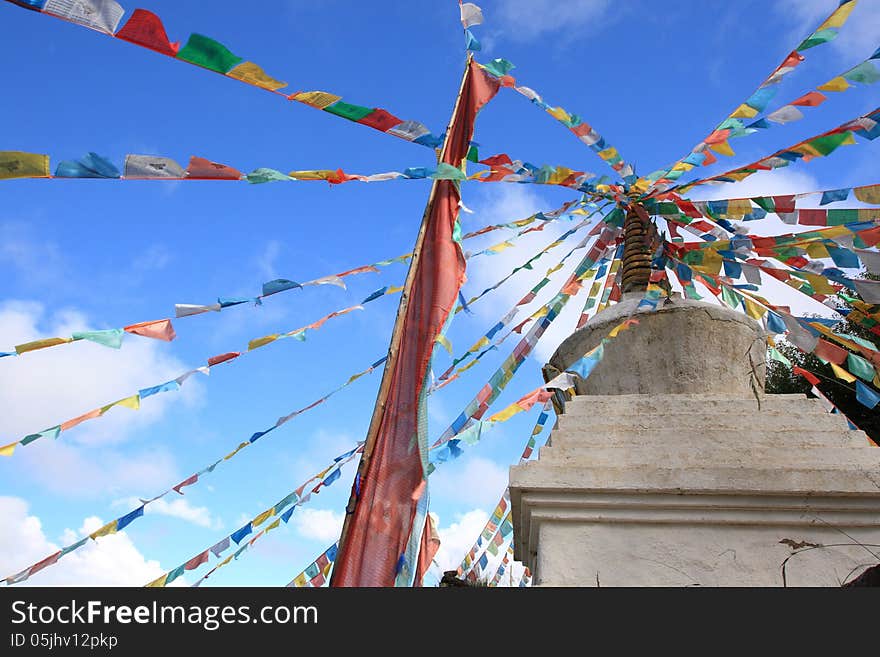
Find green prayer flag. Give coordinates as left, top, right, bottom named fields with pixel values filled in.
left=721, top=285, right=740, bottom=309
left=246, top=168, right=292, bottom=184
left=323, top=101, right=373, bottom=122
left=797, top=28, right=838, bottom=52
left=431, top=163, right=467, bottom=181
left=807, top=131, right=853, bottom=157
left=752, top=197, right=775, bottom=213
left=847, top=352, right=876, bottom=381
left=71, top=329, right=124, bottom=349
left=768, top=347, right=791, bottom=367
left=176, top=34, right=243, bottom=74
left=843, top=61, right=880, bottom=85
left=827, top=209, right=859, bottom=225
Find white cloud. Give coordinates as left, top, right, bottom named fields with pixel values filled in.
left=0, top=496, right=175, bottom=586
left=778, top=0, right=880, bottom=59
left=431, top=508, right=489, bottom=572
left=256, top=240, right=283, bottom=281
left=430, top=456, right=508, bottom=509
left=289, top=508, right=344, bottom=543
left=131, top=244, right=171, bottom=273
left=14, top=441, right=180, bottom=498
left=493, top=0, right=612, bottom=42
left=0, top=300, right=201, bottom=447
left=114, top=497, right=223, bottom=530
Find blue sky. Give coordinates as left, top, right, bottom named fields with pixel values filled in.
left=1, top=0, right=879, bottom=587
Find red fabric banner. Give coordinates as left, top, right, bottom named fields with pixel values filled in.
left=331, top=60, right=499, bottom=587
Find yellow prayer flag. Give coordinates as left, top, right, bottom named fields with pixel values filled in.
left=801, top=273, right=836, bottom=295
left=725, top=199, right=753, bottom=217
left=598, top=146, right=619, bottom=161
left=100, top=395, right=141, bottom=414
left=435, top=334, right=453, bottom=355
left=489, top=404, right=522, bottom=423
left=709, top=141, right=735, bottom=157
left=726, top=170, right=753, bottom=182
left=293, top=573, right=308, bottom=587
left=227, top=61, right=287, bottom=91
left=0, top=441, right=17, bottom=457
left=818, top=1, right=856, bottom=30
left=701, top=249, right=723, bottom=275
left=266, top=518, right=281, bottom=533
left=15, top=337, right=73, bottom=355
left=608, top=321, right=634, bottom=338
left=458, top=359, right=480, bottom=374
left=818, top=76, right=850, bottom=92
left=742, top=297, right=767, bottom=320
left=545, top=263, right=563, bottom=275
left=671, top=162, right=694, bottom=173
left=89, top=520, right=118, bottom=540
left=146, top=574, right=168, bottom=588
left=289, top=170, right=335, bottom=181
left=248, top=334, right=279, bottom=351
left=855, top=185, right=880, bottom=205
left=0, top=151, right=50, bottom=180
left=252, top=509, right=274, bottom=527
left=489, top=241, right=514, bottom=253
left=547, top=106, right=571, bottom=123
left=472, top=336, right=490, bottom=351
left=831, top=362, right=857, bottom=383
left=291, top=91, right=342, bottom=109
left=224, top=442, right=249, bottom=460
left=386, top=286, right=403, bottom=294
left=806, top=242, right=830, bottom=259
left=322, top=560, right=333, bottom=576
left=730, top=104, right=759, bottom=119
left=547, top=167, right=575, bottom=185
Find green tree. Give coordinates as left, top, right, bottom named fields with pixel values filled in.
left=765, top=273, right=880, bottom=444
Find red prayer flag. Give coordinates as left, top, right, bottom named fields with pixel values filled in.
left=29, top=551, right=62, bottom=577
left=116, top=9, right=180, bottom=57
left=814, top=338, right=848, bottom=365
left=772, top=195, right=796, bottom=214
left=207, top=352, right=241, bottom=367
left=124, top=318, right=176, bottom=341
left=791, top=91, right=827, bottom=107
left=173, top=474, right=198, bottom=494
left=184, top=551, right=209, bottom=570
left=357, top=109, right=403, bottom=133
left=185, top=156, right=242, bottom=180
left=793, top=366, right=820, bottom=386
left=332, top=59, right=499, bottom=587
left=797, top=209, right=827, bottom=226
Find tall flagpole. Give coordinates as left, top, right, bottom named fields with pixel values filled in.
left=332, top=54, right=477, bottom=585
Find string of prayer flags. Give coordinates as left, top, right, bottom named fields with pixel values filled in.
left=151, top=446, right=361, bottom=588
left=677, top=106, right=880, bottom=194
left=459, top=2, right=483, bottom=52
left=431, top=226, right=619, bottom=451
left=287, top=543, right=339, bottom=588
left=5, top=1, right=442, bottom=147
left=456, top=402, right=552, bottom=578
left=485, top=64, right=636, bottom=182
left=5, top=358, right=380, bottom=585
left=4, top=320, right=174, bottom=359
left=642, top=0, right=859, bottom=191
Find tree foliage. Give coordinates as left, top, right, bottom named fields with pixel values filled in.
left=765, top=273, right=880, bottom=445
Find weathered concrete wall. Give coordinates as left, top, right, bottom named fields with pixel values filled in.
left=510, top=393, right=880, bottom=587
left=546, top=294, right=766, bottom=397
